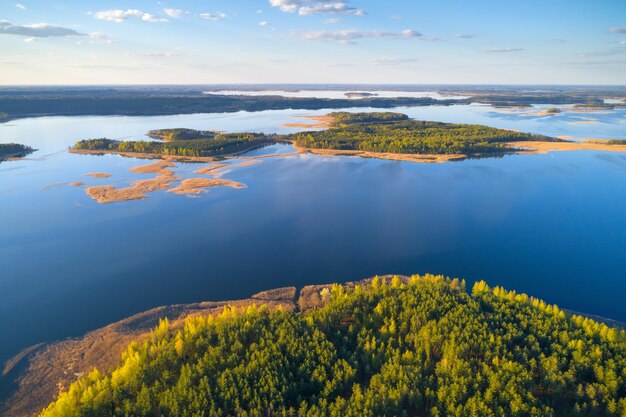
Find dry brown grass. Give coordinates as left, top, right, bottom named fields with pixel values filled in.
left=168, top=178, right=246, bottom=195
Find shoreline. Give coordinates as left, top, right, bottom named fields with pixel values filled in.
left=506, top=139, right=626, bottom=154
left=291, top=142, right=467, bottom=163
left=70, top=137, right=626, bottom=168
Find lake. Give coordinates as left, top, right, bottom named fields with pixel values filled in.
left=1, top=104, right=625, bottom=364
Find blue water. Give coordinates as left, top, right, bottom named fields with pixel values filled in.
left=1, top=105, right=625, bottom=364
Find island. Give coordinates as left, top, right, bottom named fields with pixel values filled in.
left=73, top=132, right=276, bottom=159
left=292, top=111, right=555, bottom=158
left=146, top=128, right=220, bottom=141
left=0, top=143, right=35, bottom=161
left=69, top=112, right=626, bottom=165
left=344, top=92, right=378, bottom=98
left=3, top=274, right=622, bottom=417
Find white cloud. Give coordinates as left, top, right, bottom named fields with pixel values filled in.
left=482, top=47, right=524, bottom=53
left=16, top=3, right=26, bottom=10
left=199, top=12, right=226, bottom=21
left=0, top=20, right=85, bottom=37
left=301, top=28, right=422, bottom=44
left=454, top=33, right=476, bottom=39
left=621, top=40, right=626, bottom=45
left=608, top=27, right=626, bottom=34
left=163, top=8, right=183, bottom=18
left=299, top=2, right=365, bottom=16
left=270, top=0, right=365, bottom=16
left=94, top=9, right=169, bottom=23
left=269, top=0, right=302, bottom=13
left=24, top=36, right=36, bottom=42
left=325, top=18, right=339, bottom=24
left=259, top=21, right=272, bottom=27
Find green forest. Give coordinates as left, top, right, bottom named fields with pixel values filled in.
left=0, top=143, right=35, bottom=160
left=294, top=113, right=556, bottom=155
left=147, top=129, right=218, bottom=142
left=73, top=113, right=560, bottom=159
left=74, top=132, right=272, bottom=158
left=39, top=275, right=626, bottom=417
left=328, top=112, right=409, bottom=127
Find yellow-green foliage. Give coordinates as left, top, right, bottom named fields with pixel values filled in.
left=40, top=275, right=626, bottom=417
left=295, top=115, right=554, bottom=155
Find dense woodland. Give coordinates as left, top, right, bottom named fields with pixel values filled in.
left=147, top=129, right=218, bottom=142
left=328, top=111, right=409, bottom=126
left=74, top=113, right=558, bottom=159
left=294, top=112, right=555, bottom=155
left=39, top=275, right=626, bottom=417
left=0, top=94, right=449, bottom=121
left=74, top=132, right=271, bottom=158
left=0, top=143, right=35, bottom=160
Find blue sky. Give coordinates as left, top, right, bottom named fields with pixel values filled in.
left=1, top=0, right=625, bottom=84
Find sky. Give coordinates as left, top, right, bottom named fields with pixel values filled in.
left=1, top=0, right=625, bottom=85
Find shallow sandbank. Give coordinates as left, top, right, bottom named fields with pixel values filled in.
left=168, top=178, right=246, bottom=195
left=82, top=159, right=251, bottom=203
left=282, top=115, right=335, bottom=129
left=86, top=172, right=111, bottom=178
left=507, top=139, right=626, bottom=154
left=292, top=143, right=466, bottom=163
left=85, top=160, right=179, bottom=203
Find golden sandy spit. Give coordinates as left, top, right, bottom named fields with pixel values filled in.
left=86, top=172, right=111, bottom=178
left=282, top=115, right=335, bottom=129
left=168, top=178, right=246, bottom=195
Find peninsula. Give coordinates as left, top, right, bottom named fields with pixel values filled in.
left=0, top=143, right=35, bottom=161
left=2, top=274, right=625, bottom=417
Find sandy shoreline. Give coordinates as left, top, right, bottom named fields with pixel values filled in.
left=282, top=115, right=335, bottom=129
left=168, top=178, right=246, bottom=195
left=507, top=139, right=626, bottom=154
left=292, top=142, right=466, bottom=163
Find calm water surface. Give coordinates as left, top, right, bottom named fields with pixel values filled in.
left=1, top=105, right=625, bottom=363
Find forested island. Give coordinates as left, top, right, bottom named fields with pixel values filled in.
left=71, top=112, right=557, bottom=162
left=36, top=275, right=626, bottom=417
left=0, top=143, right=35, bottom=161
left=70, top=112, right=626, bottom=164
left=294, top=112, right=555, bottom=155
left=146, top=128, right=219, bottom=142
left=74, top=132, right=274, bottom=158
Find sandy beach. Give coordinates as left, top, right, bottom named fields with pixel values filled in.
left=282, top=115, right=335, bottom=129
left=507, top=139, right=626, bottom=154
left=168, top=178, right=246, bottom=195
